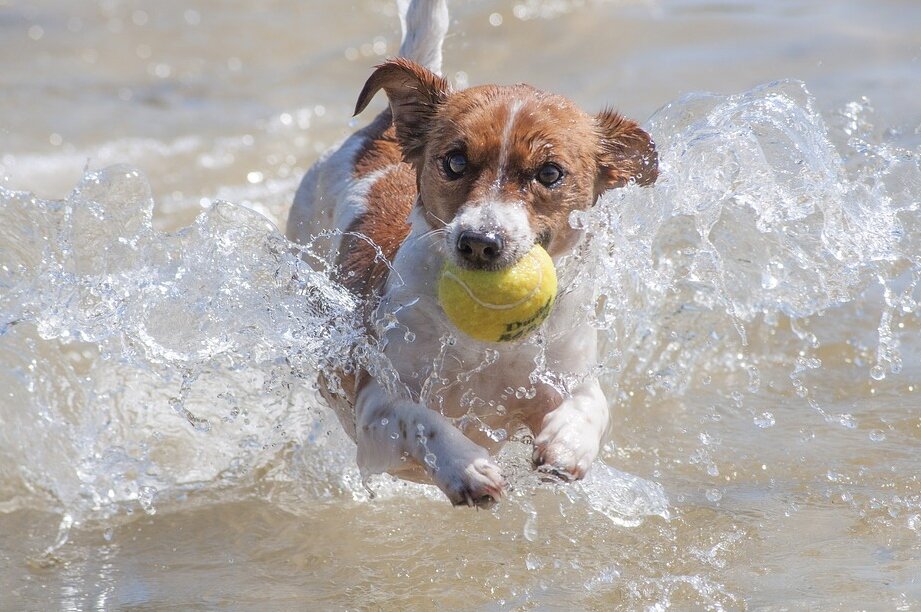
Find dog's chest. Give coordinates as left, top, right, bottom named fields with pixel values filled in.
left=379, top=287, right=559, bottom=426
left=379, top=217, right=592, bottom=415
left=432, top=341, right=546, bottom=414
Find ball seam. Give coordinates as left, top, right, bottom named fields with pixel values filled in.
left=441, top=250, right=543, bottom=311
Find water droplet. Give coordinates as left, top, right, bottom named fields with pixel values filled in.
left=754, top=412, right=775, bottom=428
left=705, top=488, right=722, bottom=502
left=870, top=365, right=886, bottom=380
left=523, top=511, right=538, bottom=541
left=525, top=553, right=541, bottom=571
left=761, top=271, right=779, bottom=289
left=138, top=486, right=157, bottom=515
left=838, top=414, right=857, bottom=429
left=747, top=366, right=761, bottom=393
left=568, top=210, right=589, bottom=230
left=869, top=429, right=886, bottom=442
left=908, top=514, right=921, bottom=532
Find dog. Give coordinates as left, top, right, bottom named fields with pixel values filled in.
left=286, top=0, right=657, bottom=507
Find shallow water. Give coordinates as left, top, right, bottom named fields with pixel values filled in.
left=2, top=0, right=921, bottom=608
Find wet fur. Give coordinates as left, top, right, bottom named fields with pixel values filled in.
left=286, top=0, right=657, bottom=507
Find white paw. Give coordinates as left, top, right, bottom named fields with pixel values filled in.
left=532, top=409, right=602, bottom=481
left=433, top=450, right=506, bottom=508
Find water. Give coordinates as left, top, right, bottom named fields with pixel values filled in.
left=2, top=0, right=921, bottom=608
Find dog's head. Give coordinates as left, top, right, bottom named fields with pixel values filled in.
left=355, top=58, right=657, bottom=270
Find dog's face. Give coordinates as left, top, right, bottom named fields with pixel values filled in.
left=355, top=59, right=657, bottom=270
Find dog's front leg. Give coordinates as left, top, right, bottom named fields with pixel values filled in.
left=355, top=379, right=506, bottom=507
left=532, top=378, right=609, bottom=480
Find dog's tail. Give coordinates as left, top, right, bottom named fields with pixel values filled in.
left=396, top=0, right=449, bottom=75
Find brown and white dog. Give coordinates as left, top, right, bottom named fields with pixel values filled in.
left=286, top=0, right=656, bottom=507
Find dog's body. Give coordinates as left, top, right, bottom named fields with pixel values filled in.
left=287, top=0, right=656, bottom=506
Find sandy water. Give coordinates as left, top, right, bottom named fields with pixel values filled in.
left=2, top=0, right=921, bottom=609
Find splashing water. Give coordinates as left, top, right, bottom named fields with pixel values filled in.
left=0, top=164, right=364, bottom=522
left=570, top=80, right=919, bottom=407
left=1, top=80, right=918, bottom=540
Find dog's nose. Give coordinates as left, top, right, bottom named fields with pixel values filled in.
left=456, top=230, right=505, bottom=267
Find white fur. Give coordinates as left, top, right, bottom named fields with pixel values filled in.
left=286, top=131, right=371, bottom=258
left=446, top=200, right=536, bottom=267
left=495, top=99, right=524, bottom=191
left=397, top=0, right=449, bottom=74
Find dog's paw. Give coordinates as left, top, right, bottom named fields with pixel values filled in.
left=532, top=410, right=601, bottom=481
left=435, top=453, right=506, bottom=508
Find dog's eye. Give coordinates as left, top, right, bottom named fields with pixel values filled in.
left=443, top=152, right=467, bottom=179
left=536, top=163, right=563, bottom=187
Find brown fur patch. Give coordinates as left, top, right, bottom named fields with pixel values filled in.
left=594, top=109, right=658, bottom=190
left=353, top=111, right=404, bottom=179
left=320, top=112, right=420, bottom=429
left=335, top=110, right=419, bottom=300
left=337, top=163, right=416, bottom=297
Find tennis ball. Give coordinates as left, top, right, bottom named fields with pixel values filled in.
left=437, top=244, right=558, bottom=343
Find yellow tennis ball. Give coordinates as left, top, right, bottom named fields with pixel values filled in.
left=437, top=244, right=558, bottom=343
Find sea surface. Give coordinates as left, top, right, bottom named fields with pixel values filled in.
left=2, top=0, right=921, bottom=608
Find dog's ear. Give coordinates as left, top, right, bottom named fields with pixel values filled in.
left=355, top=58, right=450, bottom=162
left=594, top=109, right=658, bottom=193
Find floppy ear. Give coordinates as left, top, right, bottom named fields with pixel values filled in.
left=354, top=57, right=450, bottom=163
left=594, top=109, right=658, bottom=192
